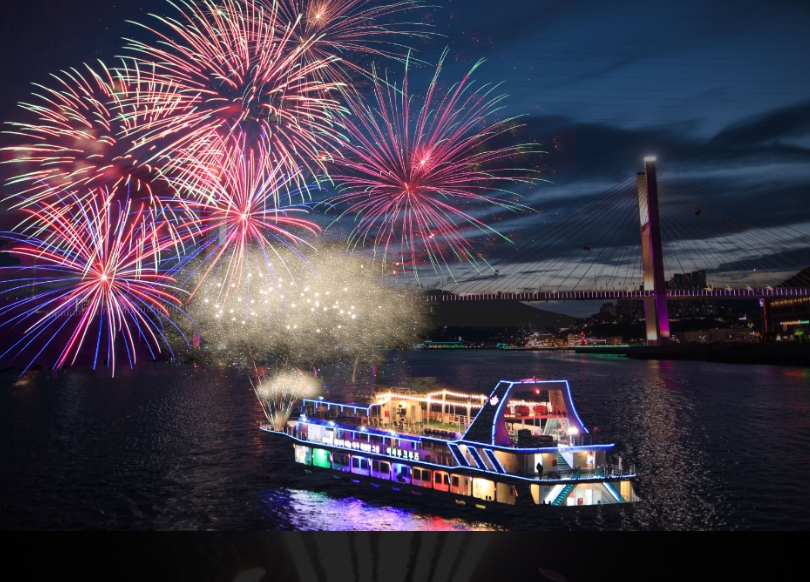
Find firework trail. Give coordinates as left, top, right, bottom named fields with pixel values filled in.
left=273, top=0, right=428, bottom=84
left=328, top=51, right=538, bottom=280
left=124, top=0, right=345, bottom=184
left=0, top=190, right=189, bottom=376
left=169, top=132, right=321, bottom=316
left=1, top=60, right=192, bottom=238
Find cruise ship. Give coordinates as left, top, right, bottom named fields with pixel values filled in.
left=261, top=378, right=639, bottom=508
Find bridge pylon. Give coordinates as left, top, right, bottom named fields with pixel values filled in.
left=636, top=157, right=671, bottom=346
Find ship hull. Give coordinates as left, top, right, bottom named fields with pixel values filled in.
left=264, top=429, right=639, bottom=509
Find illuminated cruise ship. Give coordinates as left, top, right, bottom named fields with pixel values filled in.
left=261, top=379, right=639, bottom=508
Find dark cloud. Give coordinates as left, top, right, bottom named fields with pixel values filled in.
left=709, top=99, right=810, bottom=148
left=515, top=100, right=810, bottom=185
left=713, top=247, right=810, bottom=274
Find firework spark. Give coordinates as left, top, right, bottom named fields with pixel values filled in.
left=252, top=367, right=320, bottom=430
left=187, top=244, right=428, bottom=364
left=273, top=0, right=428, bottom=83
left=0, top=190, right=188, bottom=375
left=169, top=132, right=322, bottom=313
left=125, top=0, right=345, bottom=182
left=1, top=61, right=191, bottom=229
left=328, top=52, right=537, bottom=280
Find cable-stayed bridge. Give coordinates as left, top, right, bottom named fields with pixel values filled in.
left=414, top=158, right=810, bottom=346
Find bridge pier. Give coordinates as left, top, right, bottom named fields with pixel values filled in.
left=636, top=157, right=671, bottom=346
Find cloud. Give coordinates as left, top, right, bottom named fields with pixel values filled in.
left=709, top=100, right=810, bottom=148
left=514, top=101, right=810, bottom=184
left=422, top=98, right=810, bottom=292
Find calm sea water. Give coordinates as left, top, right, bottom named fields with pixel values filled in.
left=1, top=351, right=809, bottom=530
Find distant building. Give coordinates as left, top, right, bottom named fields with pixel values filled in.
left=524, top=333, right=557, bottom=348
left=668, top=300, right=717, bottom=320
left=767, top=297, right=810, bottom=336
left=668, top=270, right=707, bottom=290
left=665, top=271, right=718, bottom=319
left=767, top=266, right=810, bottom=337
left=590, top=302, right=617, bottom=321
left=616, top=300, right=643, bottom=322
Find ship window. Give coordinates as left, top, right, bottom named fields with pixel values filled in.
left=414, top=468, right=422, bottom=480
left=341, top=455, right=348, bottom=465
left=380, top=462, right=390, bottom=473
left=452, top=476, right=459, bottom=486
left=360, top=459, right=368, bottom=470
left=434, top=473, right=442, bottom=483
left=352, top=457, right=359, bottom=468
left=372, top=461, right=379, bottom=471
left=444, top=474, right=451, bottom=485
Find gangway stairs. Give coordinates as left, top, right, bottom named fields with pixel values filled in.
left=551, top=483, right=577, bottom=506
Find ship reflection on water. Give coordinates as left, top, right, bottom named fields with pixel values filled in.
left=258, top=488, right=502, bottom=531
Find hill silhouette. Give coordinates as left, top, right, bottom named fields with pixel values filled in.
left=426, top=299, right=577, bottom=329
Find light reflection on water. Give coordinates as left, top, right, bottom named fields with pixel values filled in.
left=259, top=489, right=502, bottom=531
left=1, top=351, right=809, bottom=530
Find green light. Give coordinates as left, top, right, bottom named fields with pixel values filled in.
left=312, top=448, right=331, bottom=469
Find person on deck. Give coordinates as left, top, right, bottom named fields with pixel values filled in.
left=536, top=462, right=544, bottom=478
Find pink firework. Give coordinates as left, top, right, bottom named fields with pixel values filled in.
left=2, top=60, right=183, bottom=210
left=168, top=132, right=321, bottom=310
left=125, top=0, right=344, bottom=183
left=272, top=0, right=428, bottom=83
left=0, top=189, right=188, bottom=376
left=329, top=53, right=536, bottom=278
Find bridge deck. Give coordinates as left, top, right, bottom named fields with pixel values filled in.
left=412, top=288, right=810, bottom=301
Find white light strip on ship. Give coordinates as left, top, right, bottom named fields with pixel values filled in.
left=277, top=431, right=628, bottom=483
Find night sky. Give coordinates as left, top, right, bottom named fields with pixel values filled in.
left=2, top=0, right=809, bottom=316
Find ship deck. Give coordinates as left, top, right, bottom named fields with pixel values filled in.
left=262, top=379, right=640, bottom=507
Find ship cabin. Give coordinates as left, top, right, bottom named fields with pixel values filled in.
left=276, top=379, right=639, bottom=506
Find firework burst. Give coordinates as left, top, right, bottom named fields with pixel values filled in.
left=125, top=0, right=345, bottom=183
left=328, top=52, right=537, bottom=280
left=169, top=132, right=322, bottom=314
left=0, top=190, right=189, bottom=376
left=1, top=60, right=187, bottom=220
left=273, top=0, right=428, bottom=84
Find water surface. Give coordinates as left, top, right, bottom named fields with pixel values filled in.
left=2, top=351, right=808, bottom=530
